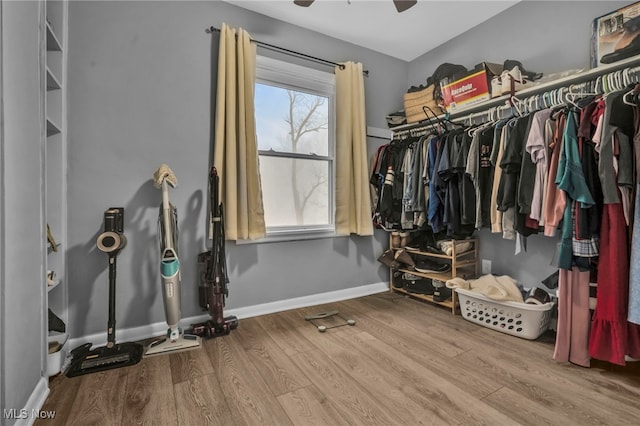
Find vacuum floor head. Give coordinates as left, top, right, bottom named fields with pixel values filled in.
left=145, top=334, right=201, bottom=356
left=66, top=342, right=143, bottom=377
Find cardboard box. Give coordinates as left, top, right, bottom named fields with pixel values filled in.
left=440, top=63, right=502, bottom=113
left=592, top=2, right=640, bottom=68
left=403, top=85, right=445, bottom=124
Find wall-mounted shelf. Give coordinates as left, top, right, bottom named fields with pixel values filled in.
left=391, top=53, right=640, bottom=132
left=46, top=118, right=62, bottom=136
left=47, top=279, right=62, bottom=292
left=46, top=66, right=61, bottom=90
left=47, top=241, right=62, bottom=253
left=46, top=21, right=62, bottom=52
left=44, top=0, right=68, bottom=379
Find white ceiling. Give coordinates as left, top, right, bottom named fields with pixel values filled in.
left=223, top=0, right=519, bottom=62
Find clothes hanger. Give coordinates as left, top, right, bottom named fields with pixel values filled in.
left=595, top=76, right=603, bottom=94
left=549, top=89, right=557, bottom=107
left=465, top=113, right=473, bottom=128
left=616, top=70, right=625, bottom=90
left=527, top=95, right=538, bottom=113
left=623, top=88, right=636, bottom=106
left=613, top=71, right=623, bottom=91
left=417, top=106, right=442, bottom=133
left=564, top=83, right=597, bottom=109
left=507, top=95, right=524, bottom=117
left=622, top=74, right=640, bottom=106
left=422, top=105, right=464, bottom=131
left=630, top=67, right=640, bottom=85
left=489, top=106, right=499, bottom=122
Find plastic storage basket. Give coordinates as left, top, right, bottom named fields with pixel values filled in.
left=455, top=288, right=554, bottom=340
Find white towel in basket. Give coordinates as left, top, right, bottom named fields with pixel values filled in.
left=446, top=274, right=524, bottom=303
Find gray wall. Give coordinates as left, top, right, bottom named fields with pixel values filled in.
left=408, top=1, right=628, bottom=286
left=66, top=1, right=406, bottom=338
left=1, top=0, right=46, bottom=420
left=409, top=1, right=630, bottom=86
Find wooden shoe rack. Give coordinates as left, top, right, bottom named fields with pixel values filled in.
left=389, top=237, right=479, bottom=314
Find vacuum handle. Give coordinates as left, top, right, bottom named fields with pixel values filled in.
left=107, top=255, right=117, bottom=348
left=161, top=180, right=173, bottom=251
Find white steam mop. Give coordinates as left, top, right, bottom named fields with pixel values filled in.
left=145, top=164, right=201, bottom=355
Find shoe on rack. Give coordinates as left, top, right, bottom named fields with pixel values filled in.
left=400, top=232, right=411, bottom=247
left=414, top=259, right=450, bottom=274
left=378, top=249, right=400, bottom=269
left=438, top=240, right=473, bottom=256
left=394, top=249, right=416, bottom=267
left=403, top=274, right=435, bottom=295
left=392, top=271, right=405, bottom=289
left=433, top=283, right=452, bottom=302
left=399, top=231, right=410, bottom=248
left=405, top=231, right=444, bottom=254
left=391, top=231, right=401, bottom=249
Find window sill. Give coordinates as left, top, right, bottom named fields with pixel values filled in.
left=235, top=228, right=340, bottom=245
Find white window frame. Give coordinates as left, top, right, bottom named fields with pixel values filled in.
left=251, top=56, right=336, bottom=243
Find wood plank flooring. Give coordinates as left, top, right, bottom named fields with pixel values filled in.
left=36, top=293, right=640, bottom=425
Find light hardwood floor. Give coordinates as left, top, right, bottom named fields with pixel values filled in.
left=37, top=293, right=640, bottom=425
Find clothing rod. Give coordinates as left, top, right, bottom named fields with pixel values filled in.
left=205, top=25, right=369, bottom=76
left=367, top=134, right=391, bottom=141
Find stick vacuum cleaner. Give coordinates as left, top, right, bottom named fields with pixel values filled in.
left=145, top=164, right=201, bottom=355
left=67, top=208, right=143, bottom=377
left=190, top=166, right=238, bottom=338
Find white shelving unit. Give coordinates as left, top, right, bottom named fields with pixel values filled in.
left=389, top=238, right=479, bottom=315
left=44, top=0, right=68, bottom=377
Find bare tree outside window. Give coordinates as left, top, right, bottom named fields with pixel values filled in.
left=285, top=90, right=328, bottom=224
left=254, top=56, right=335, bottom=235
left=256, top=82, right=331, bottom=228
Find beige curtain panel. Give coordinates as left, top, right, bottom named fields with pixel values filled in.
left=335, top=62, right=374, bottom=236
left=213, top=23, right=266, bottom=241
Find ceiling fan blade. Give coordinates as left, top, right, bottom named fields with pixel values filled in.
left=393, top=0, right=417, bottom=13
left=294, top=0, right=315, bottom=7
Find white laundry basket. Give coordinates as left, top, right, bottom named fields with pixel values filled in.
left=455, top=288, right=555, bottom=340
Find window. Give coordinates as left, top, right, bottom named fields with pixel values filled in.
left=254, top=56, right=336, bottom=240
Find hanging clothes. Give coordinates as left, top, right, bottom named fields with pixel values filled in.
left=466, top=124, right=495, bottom=229
left=553, top=266, right=591, bottom=367
left=515, top=114, right=538, bottom=237
left=525, top=108, right=553, bottom=225
left=628, top=91, right=640, bottom=325
left=589, top=202, right=640, bottom=365
left=543, top=110, right=568, bottom=237
left=490, top=121, right=508, bottom=233
left=628, top=187, right=640, bottom=325
left=429, top=134, right=446, bottom=233
left=576, top=100, right=603, bottom=241
left=556, top=110, right=596, bottom=270
left=589, top=89, right=640, bottom=365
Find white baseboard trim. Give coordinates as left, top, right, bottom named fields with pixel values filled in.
left=228, top=281, right=388, bottom=319
left=15, top=377, right=49, bottom=426
left=67, top=282, right=388, bottom=350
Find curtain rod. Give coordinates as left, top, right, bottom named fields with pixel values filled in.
left=205, top=26, right=369, bottom=76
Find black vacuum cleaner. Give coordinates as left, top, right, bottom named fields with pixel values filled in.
left=66, top=207, right=143, bottom=377
left=190, top=167, right=238, bottom=338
